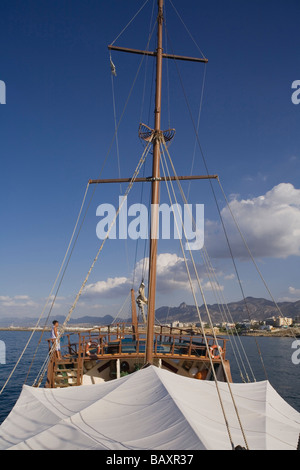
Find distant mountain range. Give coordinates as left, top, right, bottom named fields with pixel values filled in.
left=0, top=297, right=299, bottom=328
left=0, top=314, right=114, bottom=328
left=155, top=297, right=300, bottom=324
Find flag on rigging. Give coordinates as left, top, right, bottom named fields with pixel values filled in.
left=110, top=56, right=117, bottom=77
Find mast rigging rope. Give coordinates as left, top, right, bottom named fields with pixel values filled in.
left=110, top=0, right=150, bottom=47
left=34, top=139, right=153, bottom=387
left=0, top=182, right=90, bottom=396
left=159, top=137, right=249, bottom=450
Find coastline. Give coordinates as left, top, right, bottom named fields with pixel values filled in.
left=1, top=326, right=299, bottom=337
left=214, top=328, right=300, bottom=338
left=238, top=328, right=300, bottom=338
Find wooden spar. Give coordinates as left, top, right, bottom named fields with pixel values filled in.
left=108, top=45, right=208, bottom=64
left=106, top=0, right=208, bottom=365
left=89, top=175, right=218, bottom=184
left=131, top=288, right=138, bottom=342
left=145, top=0, right=164, bottom=365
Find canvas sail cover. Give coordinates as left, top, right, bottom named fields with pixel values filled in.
left=0, top=365, right=299, bottom=450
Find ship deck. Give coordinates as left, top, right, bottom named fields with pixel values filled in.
left=47, top=323, right=228, bottom=362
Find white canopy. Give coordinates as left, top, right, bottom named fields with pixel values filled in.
left=0, top=365, right=299, bottom=450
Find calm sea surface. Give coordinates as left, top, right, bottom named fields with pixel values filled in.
left=0, top=331, right=299, bottom=425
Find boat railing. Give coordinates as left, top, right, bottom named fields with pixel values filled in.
left=46, top=322, right=227, bottom=361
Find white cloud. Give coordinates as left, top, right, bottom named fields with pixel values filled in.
left=278, top=287, right=300, bottom=302
left=83, top=252, right=224, bottom=300
left=202, top=281, right=224, bottom=292
left=224, top=273, right=235, bottom=280
left=243, top=172, right=268, bottom=183
left=0, top=295, right=37, bottom=309
left=83, top=277, right=131, bottom=298
left=288, top=286, right=300, bottom=296
left=206, top=183, right=300, bottom=259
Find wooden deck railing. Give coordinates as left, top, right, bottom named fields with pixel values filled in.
left=46, top=323, right=227, bottom=363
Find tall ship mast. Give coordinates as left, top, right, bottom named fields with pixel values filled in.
left=0, top=0, right=299, bottom=451
left=108, top=0, right=209, bottom=365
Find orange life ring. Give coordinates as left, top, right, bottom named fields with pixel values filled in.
left=209, top=344, right=223, bottom=359
left=86, top=341, right=100, bottom=356
left=195, top=370, right=208, bottom=380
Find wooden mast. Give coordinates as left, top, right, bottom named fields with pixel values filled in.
left=145, top=0, right=164, bottom=364
left=106, top=0, right=208, bottom=365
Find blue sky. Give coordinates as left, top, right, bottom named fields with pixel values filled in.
left=0, top=0, right=299, bottom=321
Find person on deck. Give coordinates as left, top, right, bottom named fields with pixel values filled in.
left=51, top=320, right=62, bottom=360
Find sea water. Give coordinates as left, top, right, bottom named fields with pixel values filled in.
left=0, top=331, right=299, bottom=425
left=0, top=330, right=49, bottom=424
left=226, top=335, right=300, bottom=411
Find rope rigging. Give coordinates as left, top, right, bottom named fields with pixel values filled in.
left=0, top=182, right=91, bottom=396
left=161, top=16, right=298, bottom=380
left=34, top=138, right=154, bottom=387
left=159, top=135, right=250, bottom=450
left=1, top=18, right=157, bottom=393
left=109, top=0, right=151, bottom=48
left=111, top=291, right=131, bottom=324
left=1, top=1, right=296, bottom=453
left=160, top=142, right=256, bottom=383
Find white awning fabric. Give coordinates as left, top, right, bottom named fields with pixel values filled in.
left=0, top=365, right=299, bottom=450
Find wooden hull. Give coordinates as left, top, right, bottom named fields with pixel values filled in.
left=46, top=323, right=232, bottom=388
